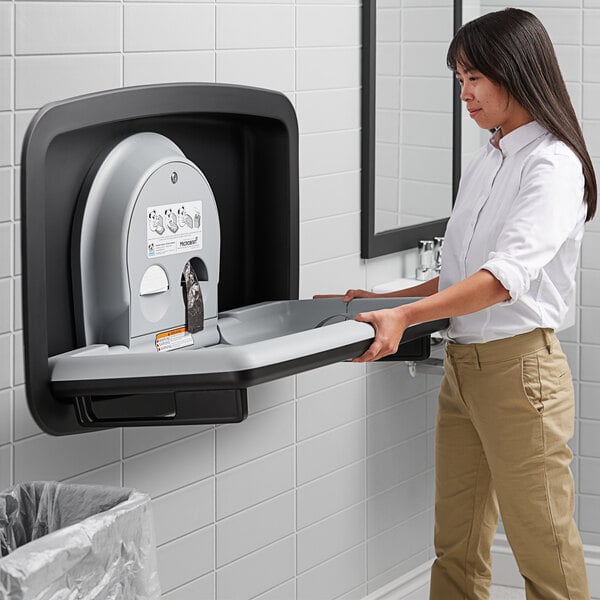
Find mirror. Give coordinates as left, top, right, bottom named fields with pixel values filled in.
left=361, top=0, right=462, bottom=258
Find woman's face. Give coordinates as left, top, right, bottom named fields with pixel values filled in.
left=455, top=63, right=532, bottom=135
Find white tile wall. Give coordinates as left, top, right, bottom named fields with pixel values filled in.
left=255, top=580, right=296, bottom=600
left=0, top=59, right=11, bottom=112
left=216, top=402, right=294, bottom=472
left=16, top=3, right=121, bottom=55
left=124, top=424, right=211, bottom=458
left=368, top=434, right=429, bottom=497
left=297, top=418, right=366, bottom=485
left=13, top=385, right=42, bottom=441
left=216, top=536, right=295, bottom=600
left=216, top=5, right=294, bottom=49
left=64, top=463, right=121, bottom=488
left=0, top=444, right=11, bottom=490
left=216, top=447, right=294, bottom=520
left=296, top=47, right=360, bottom=90
left=0, top=3, right=13, bottom=57
left=299, top=130, right=360, bottom=178
left=296, top=88, right=360, bottom=134
left=296, top=5, right=360, bottom=47
left=0, top=279, right=10, bottom=334
left=299, top=253, right=366, bottom=298
left=13, top=277, right=23, bottom=331
left=584, top=47, right=600, bottom=82
left=13, top=428, right=121, bottom=482
left=0, top=168, right=12, bottom=222
left=217, top=48, right=294, bottom=90
left=0, top=389, right=11, bottom=446
left=296, top=377, right=365, bottom=441
left=16, top=55, right=121, bottom=110
left=3, top=3, right=600, bottom=598
left=157, top=526, right=214, bottom=593
left=368, top=472, right=430, bottom=538
left=297, top=544, right=365, bottom=600
left=151, top=479, right=214, bottom=546
left=368, top=510, right=431, bottom=580
left=297, top=502, right=365, bottom=573
left=0, top=113, right=12, bottom=167
left=247, top=377, right=294, bottom=414
left=300, top=213, right=360, bottom=264
left=0, top=334, right=12, bottom=391
left=297, top=460, right=366, bottom=529
left=216, top=492, right=294, bottom=567
left=124, top=4, right=215, bottom=52
left=162, top=574, right=214, bottom=600
left=299, top=171, right=360, bottom=221
left=124, top=431, right=214, bottom=498
left=124, top=51, right=215, bottom=86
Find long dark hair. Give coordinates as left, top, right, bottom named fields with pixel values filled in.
left=447, top=8, right=597, bottom=222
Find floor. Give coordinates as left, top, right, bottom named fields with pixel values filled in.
left=409, top=584, right=525, bottom=600
left=489, top=585, right=525, bottom=599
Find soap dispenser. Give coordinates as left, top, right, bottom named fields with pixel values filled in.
left=433, top=236, right=444, bottom=275
left=415, top=240, right=435, bottom=281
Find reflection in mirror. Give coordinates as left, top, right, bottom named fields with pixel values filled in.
left=375, top=1, right=455, bottom=233
left=361, top=0, right=462, bottom=258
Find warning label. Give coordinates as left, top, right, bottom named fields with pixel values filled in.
left=155, top=327, right=194, bottom=352
left=147, top=200, right=202, bottom=258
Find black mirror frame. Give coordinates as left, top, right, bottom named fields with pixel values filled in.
left=361, top=0, right=463, bottom=258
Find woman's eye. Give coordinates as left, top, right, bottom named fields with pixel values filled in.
left=469, top=77, right=478, bottom=82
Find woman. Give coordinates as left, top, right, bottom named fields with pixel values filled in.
left=333, top=8, right=596, bottom=599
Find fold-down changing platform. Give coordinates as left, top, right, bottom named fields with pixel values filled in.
left=21, top=83, right=447, bottom=435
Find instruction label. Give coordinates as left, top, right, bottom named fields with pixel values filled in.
left=147, top=200, right=202, bottom=258
left=155, top=327, right=194, bottom=352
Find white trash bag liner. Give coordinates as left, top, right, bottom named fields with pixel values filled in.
left=0, top=481, right=161, bottom=599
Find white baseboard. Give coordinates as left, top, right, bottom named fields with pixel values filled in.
left=364, top=560, right=433, bottom=600
left=363, top=536, right=600, bottom=600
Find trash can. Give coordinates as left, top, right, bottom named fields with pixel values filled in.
left=0, top=481, right=161, bottom=599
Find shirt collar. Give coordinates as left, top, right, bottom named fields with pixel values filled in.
left=488, top=121, right=548, bottom=157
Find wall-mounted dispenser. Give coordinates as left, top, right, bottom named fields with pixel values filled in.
left=21, top=83, right=448, bottom=436
left=74, top=131, right=220, bottom=352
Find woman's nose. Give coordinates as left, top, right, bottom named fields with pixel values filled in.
left=460, top=84, right=473, bottom=102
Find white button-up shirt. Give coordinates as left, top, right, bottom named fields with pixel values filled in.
left=439, top=120, right=586, bottom=344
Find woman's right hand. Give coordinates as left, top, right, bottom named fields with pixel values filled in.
left=313, top=289, right=378, bottom=302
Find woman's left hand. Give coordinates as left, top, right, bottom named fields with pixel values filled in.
left=352, top=308, right=410, bottom=362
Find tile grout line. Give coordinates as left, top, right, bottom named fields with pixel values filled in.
left=213, top=0, right=216, bottom=82
left=214, top=424, right=218, bottom=594
left=364, top=370, right=369, bottom=592
left=11, top=0, right=16, bottom=490
left=294, top=3, right=299, bottom=594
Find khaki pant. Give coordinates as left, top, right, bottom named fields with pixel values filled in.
left=429, top=328, right=589, bottom=600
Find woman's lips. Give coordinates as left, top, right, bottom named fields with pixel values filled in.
left=468, top=108, right=481, bottom=118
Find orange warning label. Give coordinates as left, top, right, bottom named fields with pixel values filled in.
left=155, top=327, right=194, bottom=352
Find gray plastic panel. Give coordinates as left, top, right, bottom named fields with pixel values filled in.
left=76, top=132, right=221, bottom=349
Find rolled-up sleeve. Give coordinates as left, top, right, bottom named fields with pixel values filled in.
left=480, top=149, right=585, bottom=304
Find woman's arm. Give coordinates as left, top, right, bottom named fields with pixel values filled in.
left=353, top=270, right=509, bottom=362
left=314, top=276, right=440, bottom=301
